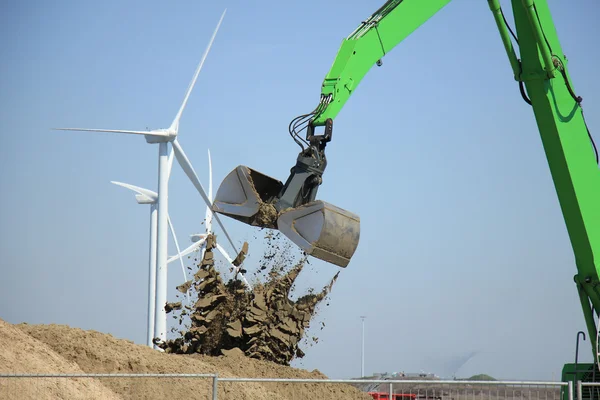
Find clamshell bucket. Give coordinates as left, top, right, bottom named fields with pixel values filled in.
left=213, top=165, right=361, bottom=267
left=212, top=165, right=284, bottom=227
left=277, top=201, right=360, bottom=268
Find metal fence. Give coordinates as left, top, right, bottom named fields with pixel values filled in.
left=0, top=374, right=574, bottom=400
left=578, top=381, right=600, bottom=400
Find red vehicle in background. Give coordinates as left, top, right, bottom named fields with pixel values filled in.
left=369, top=393, right=417, bottom=400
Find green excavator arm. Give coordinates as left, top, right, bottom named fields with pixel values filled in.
left=213, top=0, right=600, bottom=369
left=312, top=0, right=452, bottom=126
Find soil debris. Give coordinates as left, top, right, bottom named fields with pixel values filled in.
left=254, top=202, right=279, bottom=228
left=176, top=281, right=192, bottom=294
left=232, top=242, right=249, bottom=267
left=165, top=302, right=182, bottom=313
left=155, top=231, right=337, bottom=366
left=243, top=166, right=280, bottom=228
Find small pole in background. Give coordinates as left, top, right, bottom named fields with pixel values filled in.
left=360, top=315, right=366, bottom=378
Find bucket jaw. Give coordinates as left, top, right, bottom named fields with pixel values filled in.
left=211, top=165, right=283, bottom=228
left=277, top=201, right=360, bottom=267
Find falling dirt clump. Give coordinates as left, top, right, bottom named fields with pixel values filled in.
left=164, top=302, right=182, bottom=313
left=176, top=281, right=192, bottom=294
left=156, top=232, right=337, bottom=365
left=232, top=241, right=249, bottom=267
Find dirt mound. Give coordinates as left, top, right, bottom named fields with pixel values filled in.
left=0, top=226, right=364, bottom=399
left=157, top=232, right=337, bottom=366
left=0, top=318, right=121, bottom=399
left=14, top=321, right=371, bottom=400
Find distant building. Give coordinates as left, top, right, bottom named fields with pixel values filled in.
left=372, top=372, right=440, bottom=380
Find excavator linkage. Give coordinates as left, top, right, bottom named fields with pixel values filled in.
left=212, top=164, right=360, bottom=267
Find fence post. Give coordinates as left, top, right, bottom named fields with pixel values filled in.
left=389, top=382, right=393, bottom=399
left=577, top=381, right=582, bottom=400
left=212, top=373, right=218, bottom=400
left=568, top=381, right=574, bottom=400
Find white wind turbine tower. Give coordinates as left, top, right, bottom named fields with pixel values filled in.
left=53, top=9, right=241, bottom=345
left=110, top=181, right=160, bottom=347
left=168, top=149, right=251, bottom=289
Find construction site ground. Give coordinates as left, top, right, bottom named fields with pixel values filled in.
left=0, top=317, right=372, bottom=399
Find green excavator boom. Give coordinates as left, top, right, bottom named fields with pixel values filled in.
left=312, top=0, right=452, bottom=126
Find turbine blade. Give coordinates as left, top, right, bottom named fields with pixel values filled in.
left=168, top=237, right=206, bottom=263
left=169, top=9, right=226, bottom=131
left=167, top=215, right=191, bottom=305
left=199, top=246, right=207, bottom=266
left=111, top=181, right=158, bottom=202
left=167, top=144, right=175, bottom=181
left=53, top=128, right=166, bottom=137
left=206, top=148, right=213, bottom=234
left=171, top=138, right=238, bottom=254
left=215, top=243, right=234, bottom=263
left=208, top=149, right=213, bottom=202
left=216, top=243, right=251, bottom=289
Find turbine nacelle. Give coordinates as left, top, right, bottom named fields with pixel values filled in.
left=136, top=194, right=156, bottom=204
left=111, top=181, right=158, bottom=205
left=144, top=129, right=178, bottom=144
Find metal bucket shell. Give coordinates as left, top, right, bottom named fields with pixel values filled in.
left=277, top=200, right=360, bottom=267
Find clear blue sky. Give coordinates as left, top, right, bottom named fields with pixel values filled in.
left=1, top=0, right=599, bottom=381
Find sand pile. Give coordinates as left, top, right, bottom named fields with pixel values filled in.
left=156, top=231, right=338, bottom=366
left=0, top=318, right=121, bottom=399
left=1, top=318, right=371, bottom=400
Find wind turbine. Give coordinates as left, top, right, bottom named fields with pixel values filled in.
left=53, top=9, right=240, bottom=345
left=168, top=149, right=252, bottom=289
left=110, top=177, right=192, bottom=347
